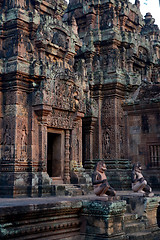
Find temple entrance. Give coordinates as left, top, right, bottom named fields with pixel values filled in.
left=47, top=129, right=64, bottom=183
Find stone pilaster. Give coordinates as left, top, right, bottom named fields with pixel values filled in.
left=34, top=104, right=52, bottom=171
left=82, top=116, right=97, bottom=171
left=143, top=197, right=160, bottom=230
left=64, top=129, right=70, bottom=183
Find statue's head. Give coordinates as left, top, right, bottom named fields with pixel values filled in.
left=132, top=162, right=142, bottom=171
left=96, top=161, right=107, bottom=173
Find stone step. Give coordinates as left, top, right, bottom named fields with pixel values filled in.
left=122, top=196, right=147, bottom=215
left=126, top=204, right=132, bottom=213
left=106, top=171, right=132, bottom=190
left=108, top=182, right=131, bottom=187
left=125, top=222, right=145, bottom=234
left=65, top=185, right=84, bottom=196
left=0, top=218, right=80, bottom=240
left=127, top=231, right=152, bottom=240
left=106, top=176, right=131, bottom=181
left=52, top=184, right=84, bottom=196
left=124, top=213, right=138, bottom=222
left=107, top=181, right=131, bottom=190
left=125, top=201, right=144, bottom=214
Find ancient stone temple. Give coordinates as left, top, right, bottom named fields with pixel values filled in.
left=0, top=0, right=160, bottom=197
left=66, top=0, right=160, bottom=188
left=0, top=0, right=91, bottom=197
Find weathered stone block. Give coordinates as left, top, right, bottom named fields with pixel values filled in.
left=81, top=199, right=126, bottom=239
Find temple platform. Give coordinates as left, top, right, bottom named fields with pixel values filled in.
left=0, top=191, right=160, bottom=240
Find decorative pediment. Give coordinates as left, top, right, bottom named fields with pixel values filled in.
left=138, top=47, right=149, bottom=62
left=33, top=67, right=85, bottom=113
left=124, top=83, right=160, bottom=105
left=35, top=15, right=81, bottom=52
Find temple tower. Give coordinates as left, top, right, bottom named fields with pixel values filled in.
left=65, top=0, right=160, bottom=188
left=0, top=0, right=88, bottom=196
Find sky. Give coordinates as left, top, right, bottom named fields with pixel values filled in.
left=129, top=0, right=160, bottom=27
left=66, top=0, right=160, bottom=28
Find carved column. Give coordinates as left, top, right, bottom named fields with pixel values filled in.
left=34, top=104, right=52, bottom=172
left=98, top=95, right=102, bottom=159
left=78, top=118, right=83, bottom=167
left=64, top=129, right=70, bottom=183
left=82, top=116, right=97, bottom=171
left=71, top=112, right=84, bottom=170
left=38, top=123, right=47, bottom=172
left=84, top=53, right=94, bottom=82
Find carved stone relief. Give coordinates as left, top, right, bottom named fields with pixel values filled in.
left=1, top=123, right=12, bottom=161
left=20, top=125, right=28, bottom=161
left=47, top=110, right=73, bottom=129
left=33, top=66, right=85, bottom=112
left=102, top=129, right=111, bottom=159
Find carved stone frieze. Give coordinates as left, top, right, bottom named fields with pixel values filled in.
left=47, top=110, right=73, bottom=129
left=33, top=67, right=85, bottom=112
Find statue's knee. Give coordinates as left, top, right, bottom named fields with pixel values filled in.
left=102, top=182, right=107, bottom=187
left=104, top=182, right=109, bottom=188
left=143, top=180, right=147, bottom=185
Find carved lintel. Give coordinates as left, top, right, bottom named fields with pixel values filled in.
left=83, top=116, right=97, bottom=132
left=73, top=112, right=84, bottom=121
left=35, top=40, right=46, bottom=50
left=33, top=104, right=52, bottom=122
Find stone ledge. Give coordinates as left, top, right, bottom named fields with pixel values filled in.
left=0, top=193, right=159, bottom=239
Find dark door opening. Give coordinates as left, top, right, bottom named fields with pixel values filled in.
left=47, top=132, right=61, bottom=178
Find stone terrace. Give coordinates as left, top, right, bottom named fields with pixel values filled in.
left=0, top=191, right=160, bottom=240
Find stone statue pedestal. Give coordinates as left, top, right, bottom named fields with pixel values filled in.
left=81, top=199, right=126, bottom=240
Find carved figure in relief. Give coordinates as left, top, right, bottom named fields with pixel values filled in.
left=2, top=124, right=12, bottom=160
left=3, top=124, right=11, bottom=145
left=132, top=162, right=154, bottom=197
left=73, top=91, right=79, bottom=110
left=20, top=125, right=28, bottom=160
left=92, top=161, right=116, bottom=198
left=103, top=132, right=110, bottom=152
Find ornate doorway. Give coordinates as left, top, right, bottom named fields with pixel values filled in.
left=47, top=129, right=64, bottom=184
